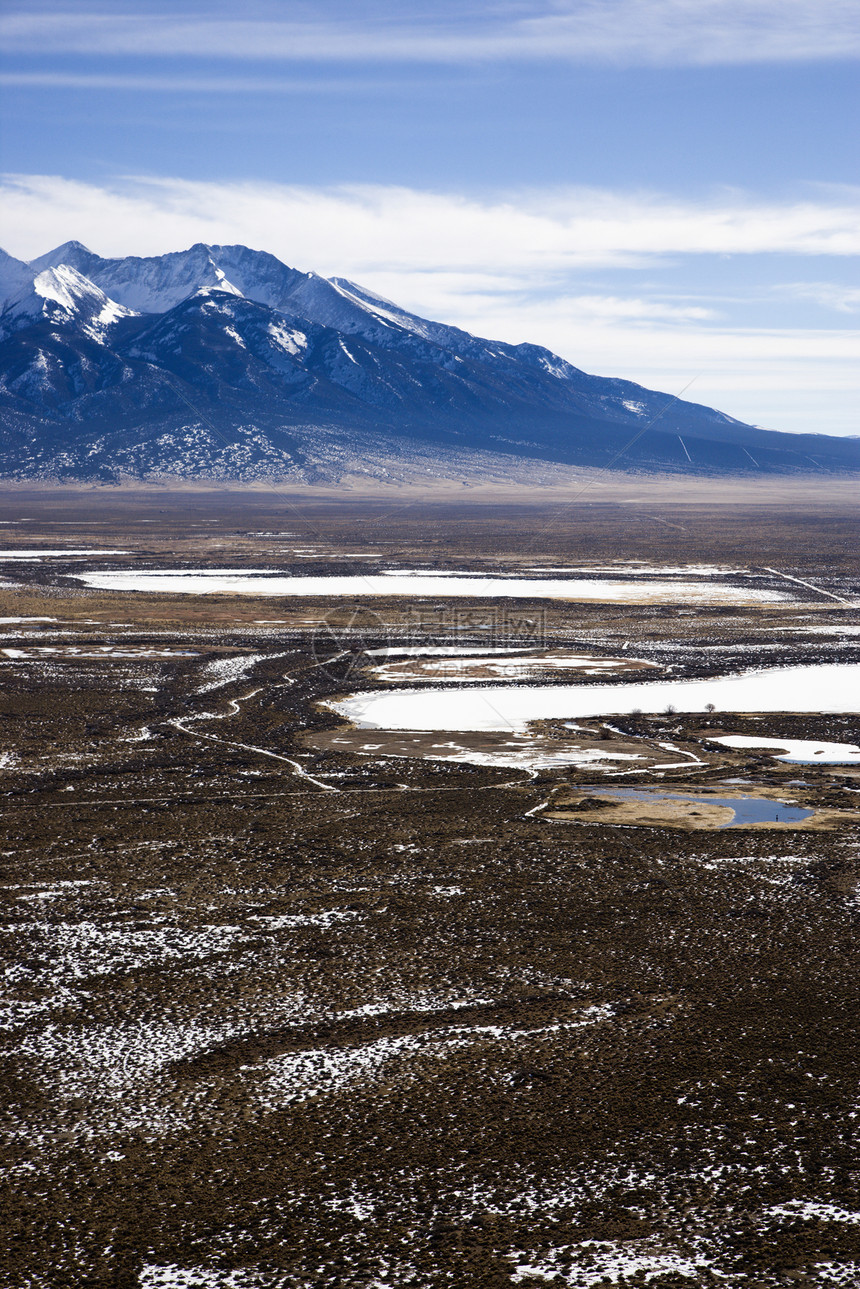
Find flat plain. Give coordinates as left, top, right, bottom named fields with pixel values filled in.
left=1, top=486, right=859, bottom=1289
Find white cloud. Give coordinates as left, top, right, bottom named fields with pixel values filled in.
left=778, top=282, right=860, bottom=312
left=2, top=174, right=858, bottom=271
left=1, top=2, right=859, bottom=67
left=0, top=172, right=856, bottom=435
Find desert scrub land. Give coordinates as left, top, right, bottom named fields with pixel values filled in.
left=0, top=487, right=859, bottom=1288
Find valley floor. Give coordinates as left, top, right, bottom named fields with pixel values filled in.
left=0, top=489, right=859, bottom=1288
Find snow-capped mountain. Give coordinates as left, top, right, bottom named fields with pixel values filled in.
left=0, top=240, right=857, bottom=484
left=2, top=264, right=137, bottom=341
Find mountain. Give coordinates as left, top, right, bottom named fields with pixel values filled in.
left=0, top=240, right=857, bottom=485
left=1, top=264, right=137, bottom=341
left=0, top=249, right=33, bottom=305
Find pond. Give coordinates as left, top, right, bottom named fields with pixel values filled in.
left=575, top=786, right=814, bottom=829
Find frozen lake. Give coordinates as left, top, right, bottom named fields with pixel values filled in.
left=71, top=569, right=789, bottom=605
left=0, top=549, right=128, bottom=560
left=710, top=734, right=860, bottom=764
left=330, top=662, right=860, bottom=732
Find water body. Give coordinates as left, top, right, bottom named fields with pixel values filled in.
left=0, top=549, right=128, bottom=560
left=332, top=662, right=860, bottom=731
left=710, top=734, right=860, bottom=765
left=71, top=570, right=787, bottom=606
left=577, top=786, right=813, bottom=829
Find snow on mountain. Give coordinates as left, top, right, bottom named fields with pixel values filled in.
left=325, top=274, right=495, bottom=351
left=6, top=242, right=596, bottom=378
left=0, top=265, right=137, bottom=342
left=1, top=241, right=591, bottom=396
left=27, top=242, right=307, bottom=316
left=19, top=242, right=468, bottom=351
left=0, top=239, right=858, bottom=483
left=193, top=278, right=244, bottom=301
left=285, top=272, right=429, bottom=341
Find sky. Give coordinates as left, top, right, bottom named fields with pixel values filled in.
left=0, top=1, right=858, bottom=435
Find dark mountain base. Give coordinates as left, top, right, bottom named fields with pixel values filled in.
left=1, top=406, right=856, bottom=489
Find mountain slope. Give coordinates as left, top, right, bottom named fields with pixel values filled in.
left=0, top=241, right=856, bottom=484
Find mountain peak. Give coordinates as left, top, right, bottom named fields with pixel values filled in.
left=28, top=240, right=96, bottom=274
left=2, top=263, right=136, bottom=342
left=20, top=242, right=305, bottom=315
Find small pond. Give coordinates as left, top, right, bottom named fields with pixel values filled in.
left=577, top=786, right=814, bottom=829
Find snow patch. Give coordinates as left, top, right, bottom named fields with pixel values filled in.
left=196, top=653, right=266, bottom=693
left=767, top=1201, right=860, bottom=1224
left=141, top=1265, right=266, bottom=1288
left=510, top=1240, right=709, bottom=1285
left=267, top=321, right=306, bottom=355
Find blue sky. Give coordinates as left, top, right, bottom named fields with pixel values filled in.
left=1, top=1, right=858, bottom=434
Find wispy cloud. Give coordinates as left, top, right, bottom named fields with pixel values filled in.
left=0, top=71, right=403, bottom=94
left=2, top=2, right=859, bottom=67
left=777, top=281, right=860, bottom=312
left=0, top=172, right=856, bottom=434
left=3, top=174, right=857, bottom=272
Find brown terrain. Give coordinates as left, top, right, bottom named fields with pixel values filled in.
left=0, top=485, right=858, bottom=1288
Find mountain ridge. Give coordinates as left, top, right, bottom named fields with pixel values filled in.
left=0, top=241, right=856, bottom=485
